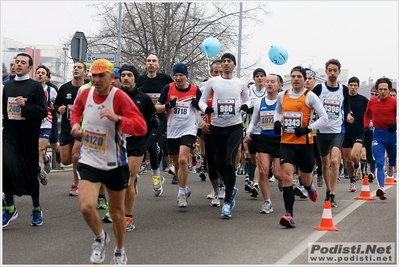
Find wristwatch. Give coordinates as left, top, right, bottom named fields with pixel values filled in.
left=117, top=116, right=122, bottom=122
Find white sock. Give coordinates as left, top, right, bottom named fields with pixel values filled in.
left=178, top=187, right=185, bottom=195
left=96, top=229, right=105, bottom=240
left=114, top=247, right=125, bottom=254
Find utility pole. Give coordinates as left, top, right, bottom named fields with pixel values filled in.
left=237, top=2, right=243, bottom=78
left=117, top=2, right=122, bottom=66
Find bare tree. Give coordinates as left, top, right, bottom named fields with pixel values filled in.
left=88, top=2, right=269, bottom=84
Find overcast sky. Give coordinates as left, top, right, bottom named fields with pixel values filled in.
left=1, top=1, right=398, bottom=84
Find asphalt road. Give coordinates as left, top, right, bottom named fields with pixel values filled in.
left=2, top=166, right=397, bottom=265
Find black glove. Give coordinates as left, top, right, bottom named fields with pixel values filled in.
left=273, top=121, right=282, bottom=135
left=165, top=98, right=177, bottom=109
left=240, top=104, right=249, bottom=112
left=364, top=127, right=373, bottom=137
left=191, top=98, right=200, bottom=110
left=388, top=123, right=397, bottom=133
left=246, top=106, right=254, bottom=114
left=295, top=126, right=311, bottom=138
left=149, top=114, right=159, bottom=128
left=205, top=107, right=214, bottom=114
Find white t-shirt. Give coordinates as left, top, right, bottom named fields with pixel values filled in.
left=199, top=76, right=250, bottom=127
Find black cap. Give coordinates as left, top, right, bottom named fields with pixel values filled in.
left=253, top=68, right=266, bottom=78
left=290, top=66, right=307, bottom=79
left=221, top=53, right=236, bottom=65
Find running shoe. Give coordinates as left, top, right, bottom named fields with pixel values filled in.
left=306, top=184, right=318, bottom=202
left=38, top=167, right=48, bottom=186
left=376, top=188, right=387, bottom=200
left=168, top=165, right=175, bottom=176
left=294, top=185, right=308, bottom=199
left=329, top=194, right=338, bottom=207
left=349, top=182, right=356, bottom=192
left=110, top=251, right=127, bottom=265
left=244, top=181, right=253, bottom=192
left=344, top=169, right=349, bottom=179
left=31, top=209, right=43, bottom=226
left=189, top=165, right=197, bottom=173
left=280, top=212, right=296, bottom=228
left=199, top=171, right=207, bottom=181
left=387, top=166, right=394, bottom=177
left=152, top=176, right=165, bottom=197
left=102, top=206, right=112, bottom=223
left=260, top=201, right=273, bottom=214
left=269, top=176, right=276, bottom=182
left=43, top=155, right=51, bottom=174
left=218, top=186, right=226, bottom=199
left=207, top=191, right=214, bottom=199
left=97, top=197, right=108, bottom=209
left=138, top=164, right=146, bottom=175
left=354, top=166, right=362, bottom=181
left=55, top=151, right=61, bottom=163
left=134, top=176, right=138, bottom=195
left=230, top=187, right=238, bottom=210
left=368, top=173, right=374, bottom=183
left=268, top=165, right=274, bottom=179
left=210, top=191, right=220, bottom=207
left=250, top=184, right=259, bottom=198
left=69, top=184, right=79, bottom=196
left=278, top=180, right=283, bottom=192
left=293, top=173, right=299, bottom=187
left=90, top=231, right=110, bottom=264
left=171, top=175, right=178, bottom=185
left=125, top=217, right=135, bottom=232
left=177, top=188, right=191, bottom=208
left=2, top=209, right=18, bottom=227
left=317, top=174, right=324, bottom=187
left=221, top=202, right=232, bottom=218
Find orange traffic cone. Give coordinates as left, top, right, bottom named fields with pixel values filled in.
left=354, top=176, right=376, bottom=200
left=315, top=200, right=338, bottom=231
left=385, top=176, right=396, bottom=186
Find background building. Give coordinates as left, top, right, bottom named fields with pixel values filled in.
left=2, top=37, right=70, bottom=88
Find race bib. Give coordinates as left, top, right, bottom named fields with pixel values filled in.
left=283, top=112, right=302, bottom=133
left=148, top=93, right=160, bottom=105
left=172, top=101, right=190, bottom=120
left=83, top=124, right=108, bottom=154
left=260, top=110, right=274, bottom=130
left=7, top=97, right=25, bottom=120
left=323, top=99, right=341, bottom=119
left=217, top=99, right=235, bottom=118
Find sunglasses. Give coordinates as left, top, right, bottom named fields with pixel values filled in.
left=370, top=93, right=378, bottom=96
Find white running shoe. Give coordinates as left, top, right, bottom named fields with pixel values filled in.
left=90, top=232, right=110, bottom=264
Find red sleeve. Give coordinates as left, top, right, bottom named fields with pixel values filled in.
left=70, top=89, right=89, bottom=126
left=113, top=90, right=147, bottom=136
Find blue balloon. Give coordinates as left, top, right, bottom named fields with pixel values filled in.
left=268, top=45, right=288, bottom=65
left=201, top=37, right=221, bottom=57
